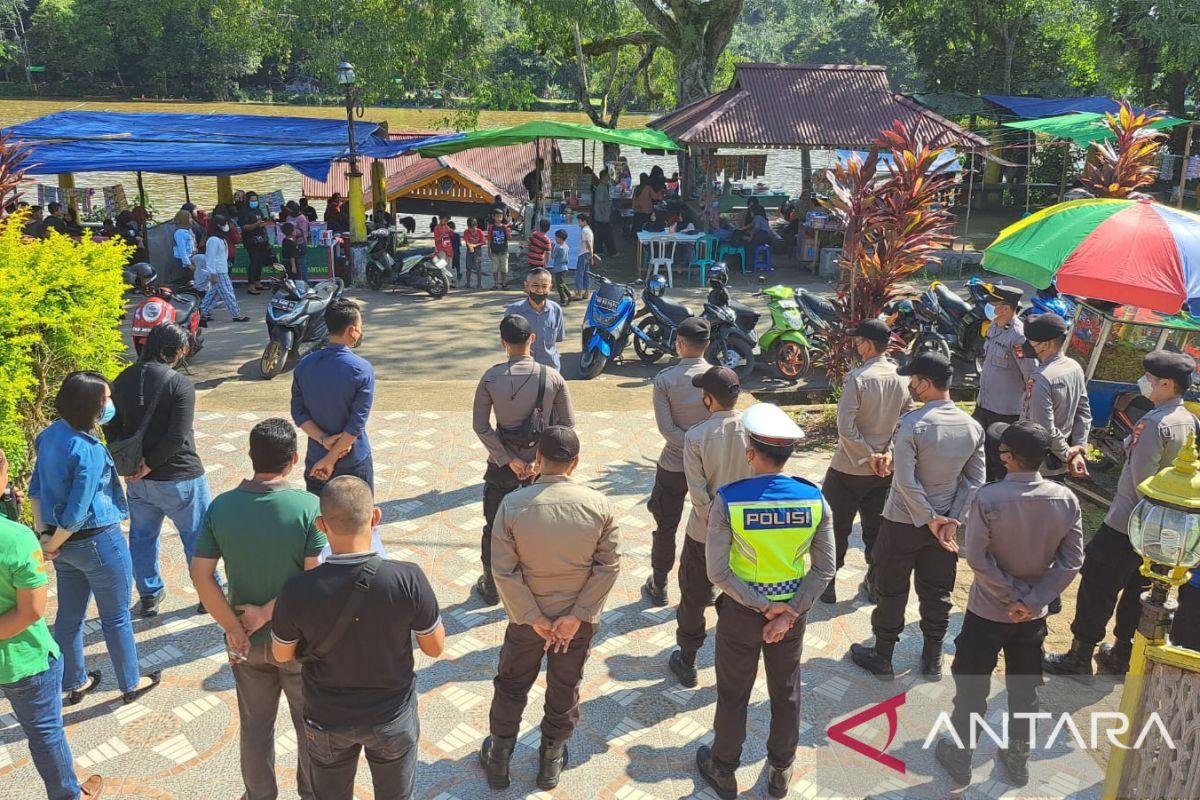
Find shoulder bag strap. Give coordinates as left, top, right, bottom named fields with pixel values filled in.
left=134, top=365, right=173, bottom=438
left=535, top=364, right=547, bottom=412
left=308, top=555, right=382, bottom=661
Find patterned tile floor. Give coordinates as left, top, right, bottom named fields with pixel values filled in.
left=0, top=409, right=1107, bottom=799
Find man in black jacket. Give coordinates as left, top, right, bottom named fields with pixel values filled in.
left=104, top=323, right=217, bottom=617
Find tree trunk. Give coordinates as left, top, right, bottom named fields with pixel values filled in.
left=674, top=19, right=711, bottom=106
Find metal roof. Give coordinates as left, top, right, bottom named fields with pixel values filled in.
left=302, top=135, right=554, bottom=209
left=650, top=64, right=990, bottom=150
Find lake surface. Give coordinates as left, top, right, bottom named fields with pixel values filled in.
left=0, top=98, right=828, bottom=214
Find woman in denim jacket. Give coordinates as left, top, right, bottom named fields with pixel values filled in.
left=29, top=372, right=160, bottom=706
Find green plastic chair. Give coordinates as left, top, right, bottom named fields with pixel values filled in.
left=686, top=234, right=721, bottom=285
left=718, top=241, right=749, bottom=274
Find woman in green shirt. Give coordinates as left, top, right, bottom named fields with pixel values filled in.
left=0, top=448, right=102, bottom=799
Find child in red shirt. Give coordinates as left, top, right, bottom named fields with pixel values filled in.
left=433, top=213, right=454, bottom=263
left=462, top=217, right=486, bottom=289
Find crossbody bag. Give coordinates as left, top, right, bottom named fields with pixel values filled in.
left=295, top=555, right=382, bottom=664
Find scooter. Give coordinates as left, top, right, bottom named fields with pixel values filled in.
left=364, top=227, right=451, bottom=298
left=632, top=274, right=699, bottom=366
left=127, top=262, right=203, bottom=359
left=756, top=285, right=812, bottom=379
left=259, top=267, right=345, bottom=379
left=1022, top=284, right=1076, bottom=325
left=579, top=273, right=643, bottom=379
left=794, top=285, right=908, bottom=364
left=913, top=277, right=992, bottom=369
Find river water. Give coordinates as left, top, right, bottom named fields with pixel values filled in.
left=0, top=98, right=826, bottom=214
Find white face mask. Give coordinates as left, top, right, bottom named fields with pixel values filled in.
left=1138, top=375, right=1155, bottom=398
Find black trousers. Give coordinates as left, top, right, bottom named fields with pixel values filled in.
left=973, top=406, right=1019, bottom=482
left=1172, top=583, right=1200, bottom=651
left=676, top=537, right=712, bottom=656
left=822, top=467, right=890, bottom=579
left=950, top=611, right=1046, bottom=747
left=305, top=456, right=374, bottom=496
left=648, top=466, right=688, bottom=581
left=246, top=242, right=273, bottom=286
left=481, top=461, right=533, bottom=568
left=553, top=271, right=571, bottom=304
left=711, top=598, right=806, bottom=770
left=871, top=518, right=957, bottom=643
left=1070, top=522, right=1147, bottom=646
left=489, top=621, right=596, bottom=744
left=594, top=220, right=617, bottom=255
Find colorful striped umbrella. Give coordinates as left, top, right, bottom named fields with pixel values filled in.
left=982, top=198, right=1200, bottom=317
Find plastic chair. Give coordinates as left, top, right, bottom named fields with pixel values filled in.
left=718, top=242, right=748, bottom=274
left=752, top=243, right=774, bottom=273
left=686, top=234, right=720, bottom=286
left=648, top=237, right=677, bottom=288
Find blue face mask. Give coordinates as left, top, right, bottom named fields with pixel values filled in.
left=100, top=398, right=116, bottom=425
left=249, top=200, right=259, bottom=209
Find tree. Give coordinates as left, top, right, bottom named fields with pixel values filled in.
left=1094, top=0, right=1200, bottom=119
left=632, top=0, right=744, bottom=104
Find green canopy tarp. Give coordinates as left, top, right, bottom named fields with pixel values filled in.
left=412, top=120, right=683, bottom=156
left=1003, top=111, right=1184, bottom=145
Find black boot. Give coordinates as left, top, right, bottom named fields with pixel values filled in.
left=767, top=763, right=792, bottom=798
left=474, top=567, right=499, bottom=606
left=1096, top=640, right=1132, bottom=674
left=921, top=638, right=944, bottom=682
left=642, top=575, right=668, bottom=607
left=849, top=639, right=895, bottom=679
left=997, top=740, right=1030, bottom=787
left=1043, top=638, right=1096, bottom=683
left=479, top=735, right=516, bottom=789
left=935, top=738, right=972, bottom=786
left=536, top=739, right=569, bottom=790
left=859, top=580, right=877, bottom=604
left=670, top=649, right=698, bottom=688
left=696, top=745, right=738, bottom=800
left=820, top=579, right=836, bottom=604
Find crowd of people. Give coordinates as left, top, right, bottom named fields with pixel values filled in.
left=3, top=260, right=1200, bottom=800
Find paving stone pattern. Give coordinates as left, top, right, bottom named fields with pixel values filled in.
left=0, top=410, right=1105, bottom=799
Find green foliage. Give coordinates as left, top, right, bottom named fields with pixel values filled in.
left=0, top=216, right=131, bottom=481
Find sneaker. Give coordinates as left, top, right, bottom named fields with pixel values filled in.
left=139, top=590, right=165, bottom=618
left=642, top=576, right=668, bottom=607
left=474, top=573, right=499, bottom=606
left=233, top=316, right=250, bottom=322
left=669, top=650, right=698, bottom=688
left=935, top=738, right=972, bottom=786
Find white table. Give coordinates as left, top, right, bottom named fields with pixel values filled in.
left=635, top=231, right=706, bottom=282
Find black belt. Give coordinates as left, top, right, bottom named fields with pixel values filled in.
left=44, top=526, right=106, bottom=541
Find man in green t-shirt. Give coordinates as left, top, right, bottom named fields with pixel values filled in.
left=0, top=447, right=103, bottom=800
left=190, top=419, right=326, bottom=800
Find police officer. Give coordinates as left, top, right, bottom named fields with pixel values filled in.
left=481, top=427, right=620, bottom=791
left=643, top=318, right=713, bottom=607
left=1020, top=313, right=1091, bottom=481
left=472, top=315, right=575, bottom=605
left=1045, top=351, right=1198, bottom=679
left=849, top=352, right=985, bottom=680
left=822, top=318, right=912, bottom=604
left=935, top=421, right=1083, bottom=789
left=670, top=366, right=752, bottom=688
left=698, top=403, right=835, bottom=800
left=973, top=285, right=1034, bottom=480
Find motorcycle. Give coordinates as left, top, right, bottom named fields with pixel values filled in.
left=629, top=274, right=698, bottom=364
left=794, top=285, right=908, bottom=364
left=579, top=273, right=643, bottom=379
left=756, top=285, right=813, bottom=379
left=1022, top=284, right=1076, bottom=325
left=126, top=262, right=203, bottom=359
left=259, top=267, right=345, bottom=379
left=913, top=277, right=993, bottom=369
left=364, top=227, right=451, bottom=298
left=700, top=276, right=758, bottom=381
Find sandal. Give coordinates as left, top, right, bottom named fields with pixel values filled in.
left=65, top=670, right=102, bottom=706
left=122, top=671, right=162, bottom=705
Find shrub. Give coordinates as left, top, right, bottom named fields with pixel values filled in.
left=0, top=213, right=131, bottom=482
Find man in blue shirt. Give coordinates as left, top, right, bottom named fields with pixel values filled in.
left=291, top=298, right=376, bottom=495
left=506, top=268, right=565, bottom=371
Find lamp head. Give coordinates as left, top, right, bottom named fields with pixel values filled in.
left=1129, top=432, right=1200, bottom=586
left=337, top=62, right=356, bottom=87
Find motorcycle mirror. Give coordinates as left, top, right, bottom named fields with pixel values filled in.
left=757, top=275, right=766, bottom=284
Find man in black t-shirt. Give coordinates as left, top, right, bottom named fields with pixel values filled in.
left=273, top=476, right=444, bottom=800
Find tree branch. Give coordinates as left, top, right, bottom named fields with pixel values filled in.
left=608, top=43, right=659, bottom=128
left=580, top=30, right=662, bottom=56
left=631, top=0, right=681, bottom=41
left=573, top=23, right=604, bottom=127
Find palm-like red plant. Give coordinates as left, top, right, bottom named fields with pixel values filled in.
left=0, top=132, right=34, bottom=213
left=1080, top=101, right=1168, bottom=199
left=820, top=122, right=958, bottom=386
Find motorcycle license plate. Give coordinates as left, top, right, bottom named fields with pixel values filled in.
left=779, top=299, right=798, bottom=309
left=271, top=298, right=296, bottom=311
left=595, top=295, right=620, bottom=312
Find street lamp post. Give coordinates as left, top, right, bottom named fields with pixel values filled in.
left=1101, top=432, right=1200, bottom=798
left=338, top=61, right=368, bottom=287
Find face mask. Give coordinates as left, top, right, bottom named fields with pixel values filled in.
left=528, top=291, right=549, bottom=305
left=1138, top=375, right=1155, bottom=398
left=984, top=303, right=997, bottom=321
left=352, top=329, right=364, bottom=349
left=907, top=381, right=922, bottom=403
left=249, top=200, right=259, bottom=209
left=100, top=398, right=116, bottom=425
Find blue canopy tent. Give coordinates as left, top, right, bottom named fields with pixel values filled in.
left=982, top=95, right=1132, bottom=120
left=834, top=148, right=961, bottom=173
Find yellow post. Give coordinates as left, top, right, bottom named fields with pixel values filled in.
left=1101, top=626, right=1154, bottom=799
left=216, top=176, right=234, bottom=205
left=371, top=160, right=387, bottom=212
left=348, top=171, right=366, bottom=243
left=57, top=173, right=77, bottom=216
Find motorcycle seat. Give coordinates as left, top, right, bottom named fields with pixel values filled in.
left=730, top=299, right=760, bottom=331
left=933, top=283, right=971, bottom=315
left=797, top=289, right=839, bottom=322
left=648, top=294, right=694, bottom=323
left=312, top=280, right=338, bottom=301
left=399, top=245, right=436, bottom=258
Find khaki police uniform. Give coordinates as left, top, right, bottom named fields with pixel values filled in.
left=974, top=315, right=1035, bottom=480
left=489, top=474, right=620, bottom=745
left=472, top=355, right=575, bottom=572
left=823, top=354, right=913, bottom=585
left=1021, top=352, right=1091, bottom=478
left=873, top=401, right=985, bottom=645
left=649, top=356, right=712, bottom=584
left=676, top=410, right=751, bottom=659
left=949, top=470, right=1083, bottom=748
left=1070, top=396, right=1196, bottom=648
